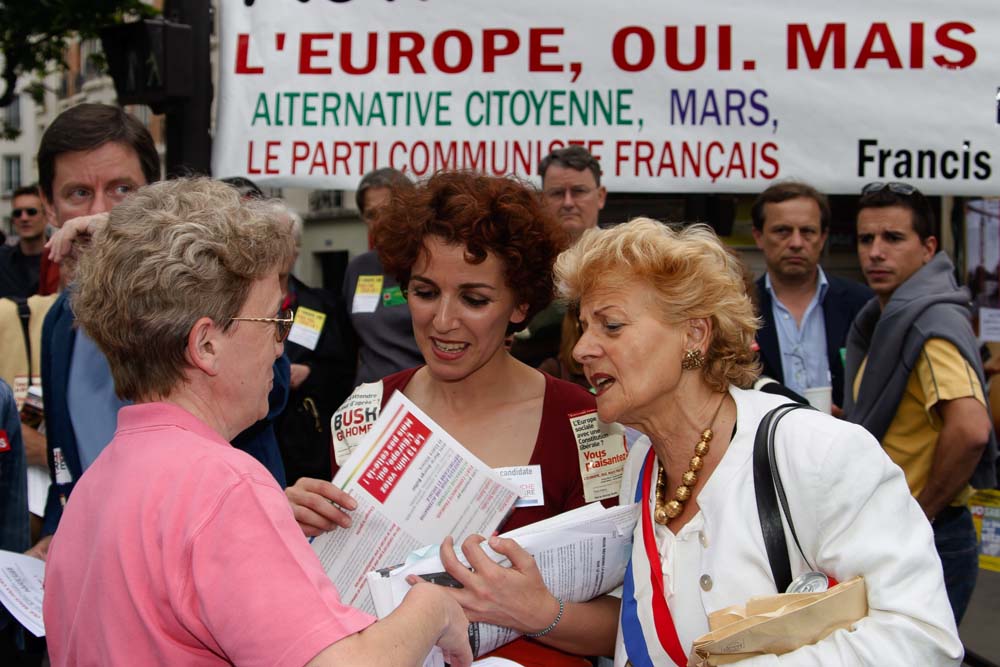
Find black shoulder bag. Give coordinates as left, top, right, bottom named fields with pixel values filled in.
left=752, top=402, right=817, bottom=593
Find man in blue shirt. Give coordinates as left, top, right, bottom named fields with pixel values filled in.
left=752, top=181, right=872, bottom=415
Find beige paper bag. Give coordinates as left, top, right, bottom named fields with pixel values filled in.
left=688, top=577, right=867, bottom=666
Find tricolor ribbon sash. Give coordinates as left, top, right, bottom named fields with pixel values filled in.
left=620, top=448, right=687, bottom=667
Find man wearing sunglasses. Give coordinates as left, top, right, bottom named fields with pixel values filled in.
left=844, top=181, right=997, bottom=624
left=0, top=185, right=47, bottom=299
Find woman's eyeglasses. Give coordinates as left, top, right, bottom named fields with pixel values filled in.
left=861, top=181, right=918, bottom=196
left=229, top=308, right=294, bottom=342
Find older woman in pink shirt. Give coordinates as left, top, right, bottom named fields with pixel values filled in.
left=42, top=178, right=470, bottom=667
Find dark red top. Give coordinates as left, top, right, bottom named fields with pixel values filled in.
left=376, top=366, right=617, bottom=531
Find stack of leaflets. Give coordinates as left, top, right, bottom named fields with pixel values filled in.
left=368, top=501, right=640, bottom=663
left=310, top=391, right=522, bottom=615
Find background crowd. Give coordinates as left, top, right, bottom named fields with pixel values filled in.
left=0, top=101, right=996, bottom=667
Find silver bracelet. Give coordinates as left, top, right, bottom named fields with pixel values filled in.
left=524, top=597, right=564, bottom=638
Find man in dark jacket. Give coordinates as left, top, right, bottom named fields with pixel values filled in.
left=752, top=181, right=872, bottom=414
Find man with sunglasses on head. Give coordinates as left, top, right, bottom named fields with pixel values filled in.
left=844, top=181, right=998, bottom=624
left=0, top=185, right=46, bottom=299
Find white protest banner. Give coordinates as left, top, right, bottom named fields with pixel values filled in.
left=215, top=0, right=1000, bottom=194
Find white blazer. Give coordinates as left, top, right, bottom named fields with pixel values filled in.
left=614, top=386, right=962, bottom=666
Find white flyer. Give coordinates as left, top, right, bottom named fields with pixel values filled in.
left=312, top=391, right=521, bottom=615
left=0, top=550, right=46, bottom=637
left=367, top=502, right=640, bottom=660
left=569, top=409, right=629, bottom=502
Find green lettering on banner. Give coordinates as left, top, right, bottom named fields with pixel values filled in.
left=435, top=91, right=452, bottom=126
left=302, top=92, right=319, bottom=126
left=252, top=93, right=270, bottom=126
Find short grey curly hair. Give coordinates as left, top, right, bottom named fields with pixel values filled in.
left=72, top=177, right=295, bottom=401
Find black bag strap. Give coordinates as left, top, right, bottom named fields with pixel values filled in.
left=753, top=402, right=815, bottom=593
left=13, top=297, right=33, bottom=385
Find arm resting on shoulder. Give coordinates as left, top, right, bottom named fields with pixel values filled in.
left=917, top=396, right=991, bottom=520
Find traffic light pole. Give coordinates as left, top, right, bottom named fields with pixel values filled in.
left=163, top=0, right=212, bottom=178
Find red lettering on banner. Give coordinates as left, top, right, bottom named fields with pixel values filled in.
left=718, top=25, right=732, bottom=70
left=614, top=140, right=779, bottom=182
left=389, top=32, right=427, bottom=74
left=341, top=32, right=378, bottom=75
left=612, top=27, right=654, bottom=72
left=246, top=141, right=280, bottom=175
left=934, top=22, right=976, bottom=69
left=263, top=142, right=280, bottom=174
left=433, top=30, right=474, bottom=73
left=910, top=23, right=925, bottom=69
left=787, top=23, right=847, bottom=69
left=300, top=33, right=334, bottom=74
left=854, top=23, right=904, bottom=69
left=235, top=34, right=264, bottom=74
left=247, top=141, right=261, bottom=174
left=528, top=28, right=564, bottom=72
left=664, top=25, right=706, bottom=71
left=483, top=29, right=520, bottom=72
left=611, top=26, right=735, bottom=72
left=788, top=22, right=976, bottom=70
left=359, top=412, right=430, bottom=503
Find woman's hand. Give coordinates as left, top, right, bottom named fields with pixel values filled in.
left=285, top=477, right=357, bottom=537
left=409, top=583, right=473, bottom=667
left=411, top=534, right=561, bottom=635
left=46, top=213, right=108, bottom=264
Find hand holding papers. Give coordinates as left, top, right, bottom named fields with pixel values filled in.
left=368, top=502, right=640, bottom=658
left=0, top=549, right=46, bottom=637
left=310, top=391, right=521, bottom=615
left=689, top=577, right=868, bottom=666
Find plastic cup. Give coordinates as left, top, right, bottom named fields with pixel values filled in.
left=803, top=386, right=832, bottom=414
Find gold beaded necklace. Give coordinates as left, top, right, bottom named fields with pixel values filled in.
left=654, top=395, right=727, bottom=525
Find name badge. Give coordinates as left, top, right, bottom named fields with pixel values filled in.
left=352, top=275, right=384, bottom=313
left=569, top=409, right=628, bottom=502
left=12, top=375, right=39, bottom=411
left=496, top=465, right=545, bottom=508
left=381, top=285, right=407, bottom=307
left=52, top=447, right=73, bottom=484
left=287, top=306, right=326, bottom=351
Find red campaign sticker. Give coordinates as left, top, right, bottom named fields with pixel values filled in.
left=0, top=429, right=9, bottom=453
left=359, top=412, right=430, bottom=503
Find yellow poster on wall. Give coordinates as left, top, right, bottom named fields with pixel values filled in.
left=970, top=489, right=1000, bottom=572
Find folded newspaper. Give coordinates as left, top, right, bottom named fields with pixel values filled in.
left=310, top=390, right=522, bottom=615
left=367, top=502, right=640, bottom=665
left=689, top=576, right=868, bottom=666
